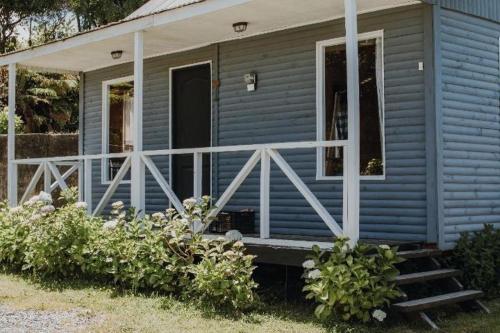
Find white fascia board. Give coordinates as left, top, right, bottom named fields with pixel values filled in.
left=0, top=0, right=251, bottom=67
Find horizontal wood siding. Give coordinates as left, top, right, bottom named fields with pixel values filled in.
left=439, top=9, right=500, bottom=247
left=83, top=5, right=428, bottom=241
left=84, top=47, right=215, bottom=212
left=425, top=0, right=500, bottom=22
left=217, top=5, right=428, bottom=241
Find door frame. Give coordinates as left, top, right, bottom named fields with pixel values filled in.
left=168, top=60, right=213, bottom=199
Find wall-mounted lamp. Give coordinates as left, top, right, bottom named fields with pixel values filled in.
left=244, top=72, right=257, bottom=92
left=233, top=22, right=248, bottom=33
left=111, top=50, right=123, bottom=60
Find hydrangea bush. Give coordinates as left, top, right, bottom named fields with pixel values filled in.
left=0, top=193, right=258, bottom=311
left=303, top=238, right=403, bottom=322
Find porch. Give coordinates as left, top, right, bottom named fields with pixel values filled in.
left=1, top=0, right=424, bottom=248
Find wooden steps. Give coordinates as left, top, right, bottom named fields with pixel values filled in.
left=393, top=290, right=484, bottom=313
left=397, top=248, right=441, bottom=259
left=394, top=247, right=487, bottom=329
left=395, top=269, right=461, bottom=285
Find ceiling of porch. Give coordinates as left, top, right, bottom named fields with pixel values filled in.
left=0, top=0, right=420, bottom=73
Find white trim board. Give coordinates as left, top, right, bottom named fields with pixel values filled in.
left=101, top=75, right=135, bottom=185
left=315, top=29, right=386, bottom=181
left=168, top=60, right=214, bottom=201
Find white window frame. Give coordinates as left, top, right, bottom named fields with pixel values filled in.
left=101, top=75, right=135, bottom=185
left=316, top=30, right=386, bottom=181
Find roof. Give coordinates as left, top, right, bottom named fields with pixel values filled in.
left=0, top=0, right=422, bottom=72
left=127, top=0, right=205, bottom=19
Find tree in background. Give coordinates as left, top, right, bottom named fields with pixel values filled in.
left=0, top=1, right=65, bottom=54
left=68, top=0, right=147, bottom=31
left=0, top=0, right=146, bottom=133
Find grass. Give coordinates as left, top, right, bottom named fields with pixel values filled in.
left=0, top=272, right=499, bottom=333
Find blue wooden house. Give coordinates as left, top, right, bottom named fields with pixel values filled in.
left=1, top=0, right=499, bottom=252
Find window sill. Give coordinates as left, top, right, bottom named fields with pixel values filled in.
left=316, top=175, right=386, bottom=181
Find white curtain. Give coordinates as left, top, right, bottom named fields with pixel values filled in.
left=122, top=95, right=134, bottom=150
left=375, top=37, right=384, bottom=148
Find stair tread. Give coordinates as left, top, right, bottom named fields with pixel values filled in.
left=395, top=269, right=461, bottom=285
left=393, top=290, right=484, bottom=312
left=397, top=249, right=441, bottom=259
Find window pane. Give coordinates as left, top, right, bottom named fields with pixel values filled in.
left=324, top=39, right=383, bottom=177
left=108, top=81, right=134, bottom=180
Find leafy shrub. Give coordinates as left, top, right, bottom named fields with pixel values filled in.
left=448, top=224, right=500, bottom=298
left=23, top=200, right=99, bottom=277
left=0, top=107, right=24, bottom=134
left=0, top=202, right=33, bottom=268
left=190, top=239, right=258, bottom=311
left=0, top=193, right=258, bottom=311
left=88, top=205, right=193, bottom=292
left=303, top=238, right=402, bottom=322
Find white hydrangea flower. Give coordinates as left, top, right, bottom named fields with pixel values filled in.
left=372, top=309, right=387, bottom=322
left=38, top=191, right=53, bottom=204
left=152, top=212, right=165, bottom=220
left=341, top=243, right=350, bottom=254
left=103, top=220, right=118, bottom=230
left=10, top=206, right=23, bottom=214
left=166, top=208, right=176, bottom=214
left=27, top=195, right=40, bottom=205
left=302, top=259, right=315, bottom=270
left=111, top=201, right=125, bottom=210
left=379, top=244, right=390, bottom=250
left=105, top=257, right=113, bottom=263
left=75, top=202, right=88, bottom=210
left=307, top=269, right=321, bottom=280
left=225, top=230, right=243, bottom=242
left=28, top=214, right=42, bottom=223
left=183, top=198, right=197, bottom=208
left=40, top=205, right=55, bottom=214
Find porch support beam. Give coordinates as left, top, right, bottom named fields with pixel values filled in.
left=131, top=31, right=146, bottom=215
left=7, top=63, right=17, bottom=207
left=344, top=0, right=360, bottom=244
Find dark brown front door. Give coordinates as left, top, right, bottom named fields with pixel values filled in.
left=171, top=63, right=211, bottom=201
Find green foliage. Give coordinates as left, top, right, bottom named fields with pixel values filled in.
left=58, top=187, right=79, bottom=205
left=190, top=239, right=258, bottom=311
left=303, top=238, right=403, bottom=322
left=0, top=194, right=258, bottom=311
left=448, top=224, right=500, bottom=298
left=23, top=202, right=99, bottom=276
left=0, top=107, right=24, bottom=134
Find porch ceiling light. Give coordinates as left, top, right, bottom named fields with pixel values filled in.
left=232, top=22, right=248, bottom=33
left=111, top=50, right=123, bottom=60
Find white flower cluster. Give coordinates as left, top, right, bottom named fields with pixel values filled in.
left=379, top=244, right=390, bottom=250
left=183, top=198, right=198, bottom=209
left=75, top=202, right=88, bottom=210
left=372, top=309, right=387, bottom=322
left=307, top=269, right=321, bottom=280
left=103, top=220, right=118, bottom=231
left=26, top=191, right=53, bottom=206
left=40, top=205, right=55, bottom=214
left=152, top=212, right=166, bottom=220
left=111, top=201, right=124, bottom=210
left=225, top=230, right=243, bottom=242
left=302, top=259, right=315, bottom=269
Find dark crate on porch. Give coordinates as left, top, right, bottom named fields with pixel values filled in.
left=210, top=210, right=255, bottom=234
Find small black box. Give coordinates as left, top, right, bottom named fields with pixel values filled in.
left=209, top=210, right=255, bottom=234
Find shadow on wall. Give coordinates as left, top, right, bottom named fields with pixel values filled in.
left=0, top=134, right=78, bottom=201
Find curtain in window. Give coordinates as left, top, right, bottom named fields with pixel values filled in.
left=122, top=95, right=134, bottom=150
left=375, top=38, right=384, bottom=150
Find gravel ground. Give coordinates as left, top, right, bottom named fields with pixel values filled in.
left=0, top=305, right=99, bottom=333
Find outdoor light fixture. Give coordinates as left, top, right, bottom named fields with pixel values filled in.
left=232, top=22, right=248, bottom=33
left=111, top=50, right=123, bottom=60
left=244, top=72, right=257, bottom=92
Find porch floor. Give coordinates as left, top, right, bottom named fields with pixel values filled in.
left=205, top=232, right=422, bottom=266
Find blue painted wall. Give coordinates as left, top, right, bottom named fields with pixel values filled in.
left=83, top=5, right=430, bottom=242
left=424, top=0, right=500, bottom=22
left=435, top=8, right=500, bottom=248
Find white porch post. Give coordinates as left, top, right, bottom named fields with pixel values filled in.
left=344, top=0, right=360, bottom=244
left=131, top=31, right=145, bottom=214
left=7, top=63, right=18, bottom=207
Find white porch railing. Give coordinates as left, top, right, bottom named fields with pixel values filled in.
left=12, top=140, right=357, bottom=244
